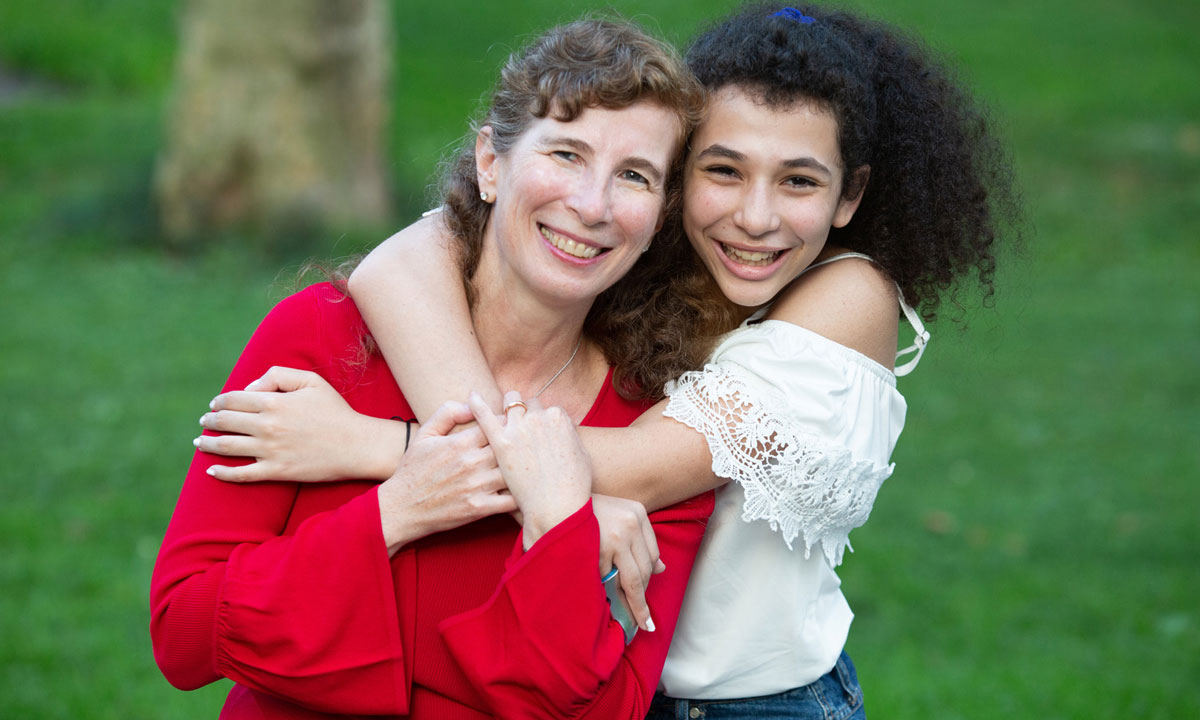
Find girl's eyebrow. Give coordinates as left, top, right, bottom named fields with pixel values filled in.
left=697, top=143, right=833, bottom=179
left=543, top=136, right=665, bottom=185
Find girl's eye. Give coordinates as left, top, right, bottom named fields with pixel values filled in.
left=619, top=169, right=649, bottom=185
left=785, top=176, right=817, bottom=189
left=703, top=165, right=739, bottom=179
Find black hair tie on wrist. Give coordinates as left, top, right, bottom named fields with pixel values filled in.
left=392, top=416, right=418, bottom=451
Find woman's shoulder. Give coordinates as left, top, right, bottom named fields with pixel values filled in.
left=765, top=253, right=899, bottom=370
left=256, top=283, right=371, bottom=367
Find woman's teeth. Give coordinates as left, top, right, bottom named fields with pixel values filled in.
left=722, top=243, right=780, bottom=266
left=541, top=226, right=601, bottom=259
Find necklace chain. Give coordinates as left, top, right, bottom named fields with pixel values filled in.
left=533, top=336, right=583, bottom=399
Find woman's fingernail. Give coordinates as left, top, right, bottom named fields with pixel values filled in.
left=209, top=398, right=216, bottom=410
left=646, top=615, right=656, bottom=633
left=193, top=437, right=201, bottom=448
left=198, top=414, right=207, bottom=425
left=206, top=467, right=216, bottom=476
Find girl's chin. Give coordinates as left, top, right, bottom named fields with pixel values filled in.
left=714, top=275, right=780, bottom=309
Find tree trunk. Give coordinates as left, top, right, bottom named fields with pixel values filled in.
left=156, top=0, right=391, bottom=246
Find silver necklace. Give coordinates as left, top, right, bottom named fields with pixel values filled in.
left=533, top=336, right=583, bottom=398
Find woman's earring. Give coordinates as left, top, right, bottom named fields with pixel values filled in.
left=480, top=191, right=490, bottom=202
left=642, top=242, right=652, bottom=253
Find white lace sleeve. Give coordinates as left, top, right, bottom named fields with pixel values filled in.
left=663, top=322, right=905, bottom=566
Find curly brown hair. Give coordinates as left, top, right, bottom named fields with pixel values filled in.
left=437, top=17, right=730, bottom=399
left=686, top=3, right=1023, bottom=320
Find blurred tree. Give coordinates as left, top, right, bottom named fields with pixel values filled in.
left=155, top=0, right=391, bottom=247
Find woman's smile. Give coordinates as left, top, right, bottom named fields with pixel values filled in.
left=478, top=101, right=681, bottom=307
left=539, top=223, right=606, bottom=261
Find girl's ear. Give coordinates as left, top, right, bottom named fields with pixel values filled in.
left=475, top=126, right=498, bottom=199
left=833, top=165, right=870, bottom=228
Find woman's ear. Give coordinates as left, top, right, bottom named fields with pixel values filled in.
left=833, top=165, right=870, bottom=228
left=475, top=126, right=498, bottom=200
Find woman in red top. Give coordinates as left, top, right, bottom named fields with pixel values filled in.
left=150, top=19, right=715, bottom=719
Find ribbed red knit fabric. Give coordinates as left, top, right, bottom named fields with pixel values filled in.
left=149, top=283, right=713, bottom=719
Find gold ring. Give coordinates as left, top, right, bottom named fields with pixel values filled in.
left=502, top=400, right=528, bottom=414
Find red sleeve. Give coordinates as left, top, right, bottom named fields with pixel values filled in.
left=439, top=493, right=713, bottom=719
left=148, top=287, right=410, bottom=716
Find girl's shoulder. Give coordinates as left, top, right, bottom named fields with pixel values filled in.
left=765, top=253, right=899, bottom=370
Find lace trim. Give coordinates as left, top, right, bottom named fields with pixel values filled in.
left=664, top=364, right=893, bottom=566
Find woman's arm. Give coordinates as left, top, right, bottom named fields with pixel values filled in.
left=152, top=288, right=407, bottom=713
left=445, top=389, right=714, bottom=718
left=441, top=492, right=713, bottom=719
left=151, top=286, right=513, bottom=715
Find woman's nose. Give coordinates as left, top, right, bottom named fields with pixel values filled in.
left=732, top=186, right=780, bottom=237
left=566, top=171, right=614, bottom=226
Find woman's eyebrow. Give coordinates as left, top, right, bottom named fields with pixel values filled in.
left=544, top=136, right=665, bottom=185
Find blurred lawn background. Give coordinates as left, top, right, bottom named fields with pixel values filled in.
left=1, top=0, right=1196, bottom=718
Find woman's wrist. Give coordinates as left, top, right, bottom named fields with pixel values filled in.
left=519, top=494, right=590, bottom=550
left=377, top=480, right=424, bottom=557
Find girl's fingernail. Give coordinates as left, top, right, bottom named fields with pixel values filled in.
left=206, top=467, right=216, bottom=476
left=209, top=398, right=216, bottom=410
left=646, top=615, right=656, bottom=633
left=193, top=437, right=201, bottom=448
left=198, top=414, right=207, bottom=425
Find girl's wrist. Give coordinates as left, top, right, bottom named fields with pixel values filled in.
left=360, top=416, right=410, bottom=480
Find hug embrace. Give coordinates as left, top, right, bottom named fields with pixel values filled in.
left=151, top=3, right=1020, bottom=718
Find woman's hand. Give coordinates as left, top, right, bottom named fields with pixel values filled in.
left=196, top=366, right=405, bottom=483
left=378, top=401, right=515, bottom=555
left=592, top=493, right=665, bottom=633
left=468, top=391, right=592, bottom=551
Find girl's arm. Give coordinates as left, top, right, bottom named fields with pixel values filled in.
left=347, top=216, right=723, bottom=510
left=348, top=213, right=505, bottom=416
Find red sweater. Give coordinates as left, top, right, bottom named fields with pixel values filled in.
left=149, top=283, right=713, bottom=719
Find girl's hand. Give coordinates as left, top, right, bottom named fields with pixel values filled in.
left=468, top=391, right=592, bottom=550
left=592, top=493, right=665, bottom=633
left=196, top=366, right=404, bottom=483
left=378, top=401, right=515, bottom=555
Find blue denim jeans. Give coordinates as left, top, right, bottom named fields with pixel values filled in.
left=645, top=651, right=865, bottom=720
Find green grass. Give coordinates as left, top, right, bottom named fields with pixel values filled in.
left=1, top=1, right=1197, bottom=718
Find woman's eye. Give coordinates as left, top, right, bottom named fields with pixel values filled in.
left=553, top=150, right=580, bottom=162
left=619, top=169, right=649, bottom=185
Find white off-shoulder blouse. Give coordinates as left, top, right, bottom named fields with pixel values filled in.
left=657, top=253, right=927, bottom=699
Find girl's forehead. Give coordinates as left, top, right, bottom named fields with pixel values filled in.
left=691, top=86, right=840, bottom=155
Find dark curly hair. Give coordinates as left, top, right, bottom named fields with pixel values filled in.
left=686, top=2, right=1022, bottom=319
left=438, top=17, right=731, bottom=399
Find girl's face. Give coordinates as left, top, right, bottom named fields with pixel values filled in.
left=682, top=85, right=865, bottom=308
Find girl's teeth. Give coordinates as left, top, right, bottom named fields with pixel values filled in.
left=722, top=243, right=780, bottom=266
left=541, top=226, right=601, bottom=259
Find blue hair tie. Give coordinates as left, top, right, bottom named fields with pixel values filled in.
left=771, top=7, right=816, bottom=24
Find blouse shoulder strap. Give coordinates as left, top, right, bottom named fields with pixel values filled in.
left=797, top=253, right=930, bottom=376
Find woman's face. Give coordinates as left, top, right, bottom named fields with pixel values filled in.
left=682, top=85, right=865, bottom=308
left=477, top=102, right=682, bottom=309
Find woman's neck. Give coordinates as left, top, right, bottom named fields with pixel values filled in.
left=469, top=252, right=598, bottom=408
